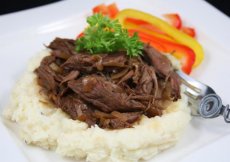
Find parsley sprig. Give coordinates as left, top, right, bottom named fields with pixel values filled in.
left=76, top=14, right=143, bottom=57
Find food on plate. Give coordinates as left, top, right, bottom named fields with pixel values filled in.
left=163, top=13, right=196, bottom=38
left=128, top=29, right=196, bottom=74
left=92, top=3, right=119, bottom=18
left=163, top=13, right=182, bottom=29
left=4, top=6, right=194, bottom=162
left=181, top=26, right=196, bottom=38
left=76, top=14, right=143, bottom=57
left=35, top=35, right=181, bottom=129
left=116, top=9, right=204, bottom=71
left=93, top=3, right=204, bottom=74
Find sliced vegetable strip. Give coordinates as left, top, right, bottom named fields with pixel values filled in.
left=116, top=9, right=204, bottom=67
left=92, top=3, right=119, bottom=18
left=124, top=20, right=175, bottom=41
left=124, top=17, right=175, bottom=41
left=128, top=29, right=195, bottom=74
left=181, top=27, right=196, bottom=38
left=92, top=4, right=108, bottom=15
left=107, top=3, right=119, bottom=18
left=163, top=13, right=182, bottom=29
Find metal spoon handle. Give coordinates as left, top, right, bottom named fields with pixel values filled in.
left=223, top=105, right=230, bottom=123
left=199, top=94, right=230, bottom=123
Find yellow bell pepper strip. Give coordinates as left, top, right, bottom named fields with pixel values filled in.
left=116, top=9, right=204, bottom=67
left=163, top=13, right=182, bottom=29
left=128, top=29, right=195, bottom=74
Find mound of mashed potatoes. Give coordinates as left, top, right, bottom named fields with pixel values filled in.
left=3, top=50, right=191, bottom=162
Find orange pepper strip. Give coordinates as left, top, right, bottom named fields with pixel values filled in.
left=125, top=18, right=167, bottom=35
left=124, top=18, right=175, bottom=42
left=129, top=29, right=195, bottom=74
left=116, top=9, right=204, bottom=67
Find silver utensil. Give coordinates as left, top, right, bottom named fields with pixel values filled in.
left=176, top=70, right=230, bottom=123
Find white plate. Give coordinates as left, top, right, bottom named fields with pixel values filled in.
left=1, top=0, right=230, bottom=162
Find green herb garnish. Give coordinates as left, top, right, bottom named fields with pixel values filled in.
left=76, top=14, right=143, bottom=57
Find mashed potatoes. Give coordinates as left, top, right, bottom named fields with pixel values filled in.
left=3, top=50, right=191, bottom=162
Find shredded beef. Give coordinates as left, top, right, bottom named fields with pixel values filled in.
left=68, top=76, right=145, bottom=113
left=35, top=38, right=181, bottom=129
left=143, top=44, right=181, bottom=100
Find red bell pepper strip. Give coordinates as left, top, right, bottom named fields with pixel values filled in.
left=128, top=29, right=195, bottom=74
left=116, top=9, right=204, bottom=68
left=107, top=3, right=119, bottom=18
left=163, top=13, right=182, bottom=29
left=125, top=18, right=169, bottom=37
left=181, top=27, right=196, bottom=38
left=77, top=32, right=84, bottom=38
left=92, top=3, right=119, bottom=18
left=124, top=18, right=175, bottom=41
left=92, top=4, right=108, bottom=15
